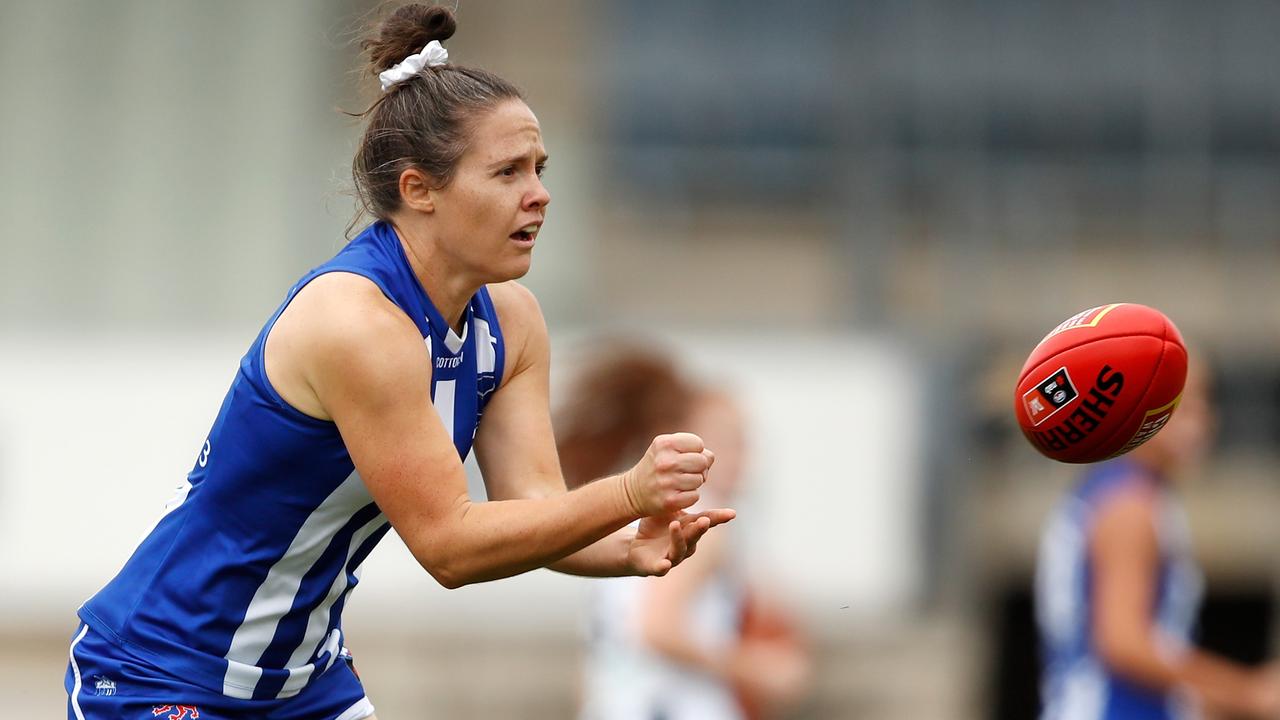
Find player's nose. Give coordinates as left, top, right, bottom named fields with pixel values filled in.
left=525, top=179, right=551, bottom=210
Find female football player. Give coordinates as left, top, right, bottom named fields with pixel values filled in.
left=64, top=6, right=732, bottom=719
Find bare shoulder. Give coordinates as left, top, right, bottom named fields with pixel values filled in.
left=276, top=273, right=419, bottom=357
left=1097, top=481, right=1158, bottom=521
left=1091, top=483, right=1159, bottom=551
left=485, top=281, right=548, bottom=379
left=297, top=272, right=413, bottom=334
left=267, top=272, right=429, bottom=419
left=486, top=280, right=545, bottom=329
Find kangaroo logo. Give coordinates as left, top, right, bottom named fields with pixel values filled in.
left=152, top=705, right=200, bottom=719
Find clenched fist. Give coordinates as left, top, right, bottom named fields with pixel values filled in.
left=621, top=433, right=716, bottom=517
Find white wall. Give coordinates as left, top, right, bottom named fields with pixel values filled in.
left=0, top=331, right=922, bottom=632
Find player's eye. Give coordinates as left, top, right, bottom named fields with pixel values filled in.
left=535, top=163, right=547, bottom=178
left=499, top=166, right=516, bottom=178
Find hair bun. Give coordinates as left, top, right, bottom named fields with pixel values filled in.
left=363, top=4, right=458, bottom=75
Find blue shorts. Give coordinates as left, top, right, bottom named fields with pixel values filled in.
left=65, top=622, right=375, bottom=720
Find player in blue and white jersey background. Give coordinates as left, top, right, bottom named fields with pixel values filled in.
left=1036, top=366, right=1280, bottom=719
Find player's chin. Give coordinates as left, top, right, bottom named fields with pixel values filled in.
left=508, top=257, right=533, bottom=280
left=490, top=253, right=533, bottom=282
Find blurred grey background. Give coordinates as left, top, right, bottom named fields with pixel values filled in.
left=2, top=1, right=1279, bottom=718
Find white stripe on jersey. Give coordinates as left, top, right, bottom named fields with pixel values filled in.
left=1035, top=498, right=1087, bottom=647
left=1054, top=659, right=1105, bottom=720
left=222, top=471, right=375, bottom=698
left=275, top=629, right=341, bottom=699
left=336, top=697, right=377, bottom=720
left=1154, top=497, right=1204, bottom=642
left=276, top=512, right=388, bottom=698
left=474, top=317, right=497, bottom=374
left=434, top=379, right=456, bottom=439
left=444, top=319, right=466, bottom=354
left=68, top=623, right=90, bottom=720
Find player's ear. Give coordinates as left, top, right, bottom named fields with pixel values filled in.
left=399, top=168, right=436, bottom=213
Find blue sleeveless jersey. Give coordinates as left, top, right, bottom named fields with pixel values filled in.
left=79, top=220, right=505, bottom=701
left=1036, top=460, right=1203, bottom=720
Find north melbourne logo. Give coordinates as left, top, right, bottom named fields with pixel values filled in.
left=93, top=675, right=116, bottom=696
left=1024, top=367, right=1079, bottom=426
left=152, top=706, right=200, bottom=719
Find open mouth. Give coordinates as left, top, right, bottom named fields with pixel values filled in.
left=509, top=224, right=540, bottom=244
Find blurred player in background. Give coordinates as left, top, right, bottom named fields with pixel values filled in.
left=64, top=6, right=732, bottom=719
left=558, top=344, right=811, bottom=720
left=1036, top=363, right=1280, bottom=719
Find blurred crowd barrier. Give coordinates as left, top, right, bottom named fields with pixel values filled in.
left=0, top=332, right=931, bottom=716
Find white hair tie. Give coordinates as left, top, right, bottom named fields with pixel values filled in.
left=379, top=40, right=449, bottom=92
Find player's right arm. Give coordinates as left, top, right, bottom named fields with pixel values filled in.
left=1090, top=487, right=1280, bottom=718
left=264, top=272, right=709, bottom=588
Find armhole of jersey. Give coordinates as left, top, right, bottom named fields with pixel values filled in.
left=1080, top=474, right=1160, bottom=588
left=256, top=266, right=403, bottom=424
left=478, top=285, right=507, bottom=393
left=1086, top=471, right=1158, bottom=519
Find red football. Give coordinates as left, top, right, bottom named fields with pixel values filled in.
left=1014, top=303, right=1188, bottom=463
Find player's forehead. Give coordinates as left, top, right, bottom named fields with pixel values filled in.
left=469, top=99, right=546, bottom=163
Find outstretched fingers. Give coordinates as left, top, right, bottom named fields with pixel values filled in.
left=679, top=514, right=713, bottom=557
left=665, top=519, right=688, bottom=566
left=683, top=508, right=736, bottom=528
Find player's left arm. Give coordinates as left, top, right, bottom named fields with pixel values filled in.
left=473, top=281, right=731, bottom=577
